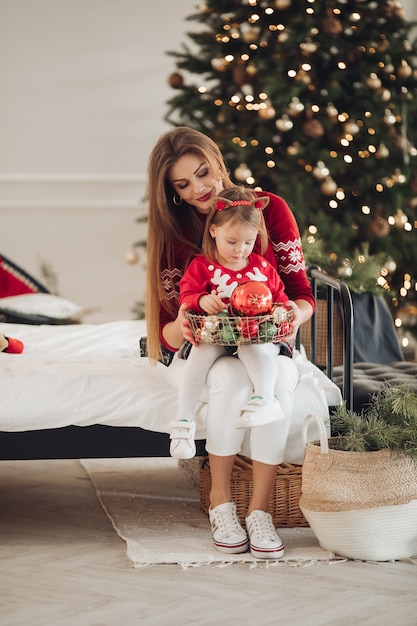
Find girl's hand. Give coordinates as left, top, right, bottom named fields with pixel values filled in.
left=199, top=293, right=225, bottom=315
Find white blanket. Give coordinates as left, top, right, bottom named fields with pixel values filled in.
left=0, top=320, right=342, bottom=463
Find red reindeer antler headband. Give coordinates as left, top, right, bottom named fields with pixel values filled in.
left=213, top=196, right=270, bottom=212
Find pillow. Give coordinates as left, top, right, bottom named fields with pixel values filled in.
left=0, top=293, right=84, bottom=325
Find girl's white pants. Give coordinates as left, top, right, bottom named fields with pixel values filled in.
left=166, top=351, right=298, bottom=465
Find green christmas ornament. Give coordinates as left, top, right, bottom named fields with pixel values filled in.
left=219, top=319, right=239, bottom=344
left=258, top=320, right=278, bottom=342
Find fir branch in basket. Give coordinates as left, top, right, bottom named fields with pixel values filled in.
left=331, top=383, right=417, bottom=460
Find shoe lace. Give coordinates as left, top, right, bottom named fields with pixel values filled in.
left=250, top=513, right=276, bottom=541
left=215, top=507, right=242, bottom=537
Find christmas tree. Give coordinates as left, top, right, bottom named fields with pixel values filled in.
left=165, top=0, right=417, bottom=315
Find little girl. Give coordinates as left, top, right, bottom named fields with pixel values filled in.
left=169, top=187, right=293, bottom=459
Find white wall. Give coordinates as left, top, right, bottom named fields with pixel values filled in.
left=0, top=0, right=196, bottom=321
left=1, top=0, right=416, bottom=321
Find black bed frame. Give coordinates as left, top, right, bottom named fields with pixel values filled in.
left=0, top=265, right=356, bottom=461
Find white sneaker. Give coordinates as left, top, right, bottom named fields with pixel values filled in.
left=245, top=510, right=285, bottom=559
left=236, top=396, right=285, bottom=429
left=169, top=420, right=196, bottom=459
left=209, top=502, right=249, bottom=554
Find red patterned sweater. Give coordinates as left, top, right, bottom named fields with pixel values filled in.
left=159, top=191, right=314, bottom=351
left=179, top=252, right=288, bottom=313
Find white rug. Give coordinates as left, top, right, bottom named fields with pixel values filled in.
left=81, top=457, right=346, bottom=569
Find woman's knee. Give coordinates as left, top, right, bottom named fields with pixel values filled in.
left=207, top=355, right=251, bottom=395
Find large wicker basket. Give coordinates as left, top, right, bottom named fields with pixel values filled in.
left=199, top=455, right=308, bottom=528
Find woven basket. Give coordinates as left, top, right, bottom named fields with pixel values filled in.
left=300, top=413, right=417, bottom=561
left=199, top=455, right=308, bottom=528
left=186, top=306, right=293, bottom=346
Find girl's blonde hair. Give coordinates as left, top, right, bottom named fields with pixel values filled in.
left=202, top=187, right=269, bottom=261
left=146, top=126, right=234, bottom=363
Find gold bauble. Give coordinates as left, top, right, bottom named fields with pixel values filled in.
left=397, top=61, right=413, bottom=78
left=168, top=72, right=184, bottom=89
left=232, top=65, right=253, bottom=86
left=369, top=214, right=390, bottom=238
left=240, top=24, right=260, bottom=44
left=375, top=143, right=389, bottom=159
left=211, top=58, right=228, bottom=72
left=321, top=177, right=337, bottom=195
left=258, top=106, right=276, bottom=120
left=365, top=75, right=382, bottom=89
left=235, top=163, right=252, bottom=182
left=322, top=16, right=343, bottom=36
left=303, top=119, right=324, bottom=139
left=276, top=116, right=293, bottom=132
left=125, top=249, right=139, bottom=265
left=344, top=121, right=360, bottom=135
left=275, top=0, right=292, bottom=8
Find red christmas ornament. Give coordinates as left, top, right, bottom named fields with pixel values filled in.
left=240, top=318, right=260, bottom=340
left=231, top=281, right=273, bottom=316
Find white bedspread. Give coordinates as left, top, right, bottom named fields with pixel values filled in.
left=0, top=320, right=342, bottom=463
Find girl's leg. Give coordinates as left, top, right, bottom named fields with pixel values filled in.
left=237, top=342, right=283, bottom=428
left=170, top=343, right=224, bottom=459
left=237, top=342, right=279, bottom=402
left=249, top=355, right=298, bottom=464
left=176, top=343, right=224, bottom=422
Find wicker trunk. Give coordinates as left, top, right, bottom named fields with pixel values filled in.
left=198, top=455, right=308, bottom=528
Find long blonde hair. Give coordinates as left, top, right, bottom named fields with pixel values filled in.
left=146, top=126, right=234, bottom=363
left=202, top=187, right=269, bottom=262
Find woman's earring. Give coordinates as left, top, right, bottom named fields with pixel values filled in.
left=173, top=193, right=183, bottom=206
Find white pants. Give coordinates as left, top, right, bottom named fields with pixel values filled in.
left=176, top=342, right=281, bottom=423
left=167, top=350, right=298, bottom=465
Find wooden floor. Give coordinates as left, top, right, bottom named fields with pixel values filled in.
left=1, top=460, right=416, bottom=626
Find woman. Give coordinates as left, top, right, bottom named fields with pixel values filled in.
left=146, top=126, right=314, bottom=559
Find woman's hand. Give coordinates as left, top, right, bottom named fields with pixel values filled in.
left=177, top=302, right=199, bottom=346
left=285, top=299, right=313, bottom=341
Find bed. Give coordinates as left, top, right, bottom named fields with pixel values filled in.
left=1, top=260, right=414, bottom=463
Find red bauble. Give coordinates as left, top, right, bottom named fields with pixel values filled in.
left=240, top=318, right=259, bottom=339
left=231, top=281, right=273, bottom=316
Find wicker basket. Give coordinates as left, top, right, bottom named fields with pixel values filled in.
left=186, top=306, right=293, bottom=346
left=199, top=455, right=308, bottom=528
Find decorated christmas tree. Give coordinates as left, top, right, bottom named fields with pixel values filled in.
left=165, top=0, right=417, bottom=318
